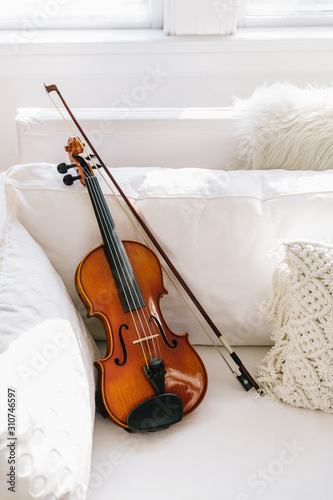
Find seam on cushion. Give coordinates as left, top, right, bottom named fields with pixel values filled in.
left=4, top=184, right=333, bottom=201
left=4, top=184, right=100, bottom=195
left=122, top=191, right=333, bottom=201
left=21, top=129, right=223, bottom=137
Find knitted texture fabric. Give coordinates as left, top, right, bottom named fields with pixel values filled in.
left=257, top=241, right=333, bottom=412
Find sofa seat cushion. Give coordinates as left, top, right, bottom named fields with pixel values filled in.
left=89, top=344, right=333, bottom=500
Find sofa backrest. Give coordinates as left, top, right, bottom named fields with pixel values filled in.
left=16, top=107, right=236, bottom=169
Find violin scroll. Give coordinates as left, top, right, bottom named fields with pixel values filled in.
left=58, top=137, right=97, bottom=186
left=64, top=136, right=84, bottom=158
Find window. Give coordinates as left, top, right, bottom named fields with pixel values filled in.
left=239, top=0, right=333, bottom=27
left=0, top=0, right=163, bottom=29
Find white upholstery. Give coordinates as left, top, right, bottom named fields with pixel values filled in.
left=4, top=163, right=333, bottom=346
left=16, top=107, right=236, bottom=170
left=1, top=105, right=332, bottom=500
left=90, top=344, right=333, bottom=500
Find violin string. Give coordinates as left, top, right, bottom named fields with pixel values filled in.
left=46, top=89, right=235, bottom=374
left=88, top=176, right=161, bottom=362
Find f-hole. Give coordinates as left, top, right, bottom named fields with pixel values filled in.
left=115, top=324, right=128, bottom=365
left=149, top=316, right=177, bottom=349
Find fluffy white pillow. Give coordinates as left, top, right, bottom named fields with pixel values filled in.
left=231, top=83, right=333, bottom=171
left=0, top=215, right=98, bottom=498
left=257, top=241, right=333, bottom=412
left=5, top=163, right=333, bottom=346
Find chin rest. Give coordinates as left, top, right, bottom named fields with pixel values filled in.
left=126, top=393, right=183, bottom=432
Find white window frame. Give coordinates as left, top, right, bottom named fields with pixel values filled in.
left=0, top=0, right=163, bottom=30
left=149, top=0, right=164, bottom=28
left=238, top=1, right=333, bottom=27
left=163, top=0, right=333, bottom=37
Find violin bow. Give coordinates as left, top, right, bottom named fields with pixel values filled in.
left=44, top=83, right=263, bottom=395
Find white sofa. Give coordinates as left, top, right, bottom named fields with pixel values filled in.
left=1, top=100, right=333, bottom=500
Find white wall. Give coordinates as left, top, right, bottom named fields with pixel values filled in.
left=1, top=27, right=333, bottom=170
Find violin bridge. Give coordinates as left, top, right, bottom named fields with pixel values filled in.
left=133, top=334, right=159, bottom=345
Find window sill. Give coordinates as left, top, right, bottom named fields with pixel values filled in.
left=1, top=26, right=333, bottom=55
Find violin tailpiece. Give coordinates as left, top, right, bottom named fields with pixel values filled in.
left=143, top=357, right=167, bottom=395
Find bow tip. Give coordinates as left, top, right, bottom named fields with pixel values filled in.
left=44, top=83, right=59, bottom=94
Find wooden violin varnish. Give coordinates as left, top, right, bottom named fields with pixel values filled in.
left=65, top=137, right=207, bottom=432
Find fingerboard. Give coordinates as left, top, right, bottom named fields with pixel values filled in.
left=85, top=176, right=146, bottom=312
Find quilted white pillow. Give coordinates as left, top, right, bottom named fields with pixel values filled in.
left=5, top=163, right=333, bottom=345
left=0, top=215, right=98, bottom=499
left=0, top=320, right=93, bottom=499
left=0, top=214, right=98, bottom=368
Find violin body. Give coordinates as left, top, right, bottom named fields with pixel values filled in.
left=76, top=240, right=208, bottom=431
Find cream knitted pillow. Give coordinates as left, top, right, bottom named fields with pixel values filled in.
left=257, top=241, right=333, bottom=412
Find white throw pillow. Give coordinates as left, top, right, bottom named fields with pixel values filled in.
left=0, top=214, right=98, bottom=372
left=231, top=83, right=333, bottom=171
left=257, top=241, right=333, bottom=412
left=0, top=215, right=98, bottom=499
left=0, top=320, right=93, bottom=499
left=5, top=163, right=333, bottom=345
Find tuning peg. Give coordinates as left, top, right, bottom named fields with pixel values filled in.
left=57, top=163, right=76, bottom=174
left=63, top=174, right=82, bottom=186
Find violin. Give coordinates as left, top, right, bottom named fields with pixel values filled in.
left=45, top=83, right=262, bottom=407
left=63, top=137, right=208, bottom=432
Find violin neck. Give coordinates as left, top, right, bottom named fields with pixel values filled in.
left=85, top=175, right=146, bottom=312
